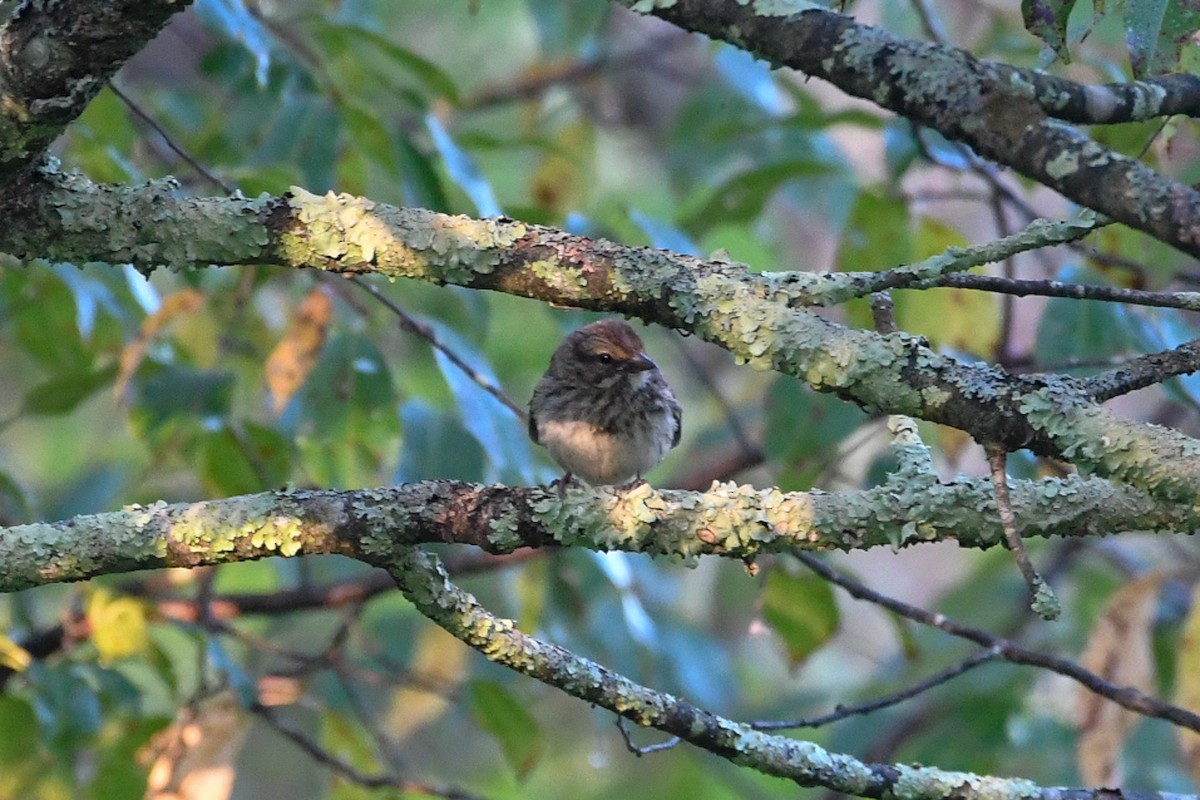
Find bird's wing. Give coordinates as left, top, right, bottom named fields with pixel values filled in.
left=528, top=408, right=540, bottom=444
left=671, top=400, right=682, bottom=448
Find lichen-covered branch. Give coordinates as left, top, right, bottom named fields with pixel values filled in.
left=7, top=172, right=1200, bottom=506
left=618, top=0, right=1200, bottom=258
left=0, top=0, right=190, bottom=189
left=0, top=476, right=1195, bottom=594
left=383, top=546, right=1183, bottom=800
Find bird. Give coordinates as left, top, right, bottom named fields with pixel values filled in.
left=529, top=319, right=681, bottom=487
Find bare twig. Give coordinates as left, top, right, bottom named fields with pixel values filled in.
left=929, top=273, right=1200, bottom=313
left=615, top=716, right=682, bottom=755
left=109, top=82, right=235, bottom=194
left=793, top=552, right=1200, bottom=731
left=253, top=703, right=485, bottom=799
left=342, top=276, right=528, bottom=420
left=986, top=446, right=1058, bottom=619
left=752, top=647, right=1000, bottom=730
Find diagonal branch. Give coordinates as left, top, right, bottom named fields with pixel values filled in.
left=384, top=545, right=1184, bottom=800
left=617, top=1, right=1200, bottom=258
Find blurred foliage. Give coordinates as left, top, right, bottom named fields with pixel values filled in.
left=1, top=0, right=1200, bottom=797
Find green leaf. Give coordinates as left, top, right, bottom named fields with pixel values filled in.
left=837, top=187, right=912, bottom=271
left=13, top=273, right=92, bottom=374
left=1022, top=0, right=1078, bottom=61
left=22, top=364, right=118, bottom=416
left=679, top=160, right=839, bottom=237
left=467, top=679, right=543, bottom=781
left=128, top=364, right=235, bottom=437
left=1034, top=263, right=1151, bottom=368
left=761, top=566, right=840, bottom=666
left=196, top=422, right=292, bottom=496
left=0, top=696, right=39, bottom=765
left=764, top=377, right=867, bottom=491
left=0, top=470, right=32, bottom=525
left=1125, top=0, right=1200, bottom=77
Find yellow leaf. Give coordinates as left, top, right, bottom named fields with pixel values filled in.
left=1076, top=573, right=1164, bottom=787
left=114, top=289, right=206, bottom=401
left=1175, top=583, right=1200, bottom=786
left=87, top=590, right=149, bottom=665
left=386, top=625, right=470, bottom=740
left=0, top=634, right=31, bottom=673
left=265, top=288, right=333, bottom=415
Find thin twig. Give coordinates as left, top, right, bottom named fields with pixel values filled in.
left=614, top=716, right=682, bottom=755
left=752, top=647, right=1000, bottom=730
left=109, top=82, right=235, bottom=194
left=986, top=445, right=1058, bottom=619
left=793, top=553, right=1200, bottom=731
left=253, top=703, right=485, bottom=799
left=1084, top=337, right=1200, bottom=402
left=929, top=273, right=1200, bottom=313
left=342, top=276, right=528, bottom=420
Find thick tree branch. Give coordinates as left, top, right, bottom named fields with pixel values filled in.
left=7, top=174, right=1200, bottom=505
left=618, top=1, right=1200, bottom=258
left=0, top=477, right=1195, bottom=594
left=0, top=0, right=189, bottom=189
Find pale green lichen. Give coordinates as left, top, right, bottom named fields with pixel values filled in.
left=891, top=764, right=1039, bottom=800
left=486, top=507, right=523, bottom=551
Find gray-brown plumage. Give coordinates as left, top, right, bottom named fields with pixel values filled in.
left=529, top=320, right=681, bottom=486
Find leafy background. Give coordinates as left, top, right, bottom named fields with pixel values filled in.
left=2, top=0, right=1200, bottom=797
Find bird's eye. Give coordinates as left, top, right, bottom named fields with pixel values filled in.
left=597, top=353, right=614, bottom=364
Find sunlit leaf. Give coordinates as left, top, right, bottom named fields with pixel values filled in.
left=893, top=218, right=1000, bottom=357
left=468, top=679, right=544, bottom=781
left=195, top=0, right=272, bottom=85
left=88, top=590, right=149, bottom=665
left=0, top=635, right=31, bottom=674
left=266, top=288, right=333, bottom=415
left=426, top=114, right=502, bottom=216
left=1076, top=573, right=1164, bottom=786
left=761, top=565, right=840, bottom=666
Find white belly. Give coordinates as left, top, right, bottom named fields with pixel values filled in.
left=537, top=419, right=663, bottom=485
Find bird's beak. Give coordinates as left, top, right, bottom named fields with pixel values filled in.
left=627, top=352, right=657, bottom=373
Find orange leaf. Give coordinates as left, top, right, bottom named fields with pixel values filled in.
left=265, top=289, right=333, bottom=415
left=114, top=289, right=205, bottom=401
left=1076, top=573, right=1164, bottom=787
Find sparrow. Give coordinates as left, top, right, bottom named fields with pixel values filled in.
left=529, top=320, right=682, bottom=486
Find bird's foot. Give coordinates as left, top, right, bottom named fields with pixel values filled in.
left=549, top=472, right=576, bottom=496
left=615, top=476, right=648, bottom=491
